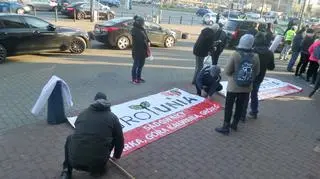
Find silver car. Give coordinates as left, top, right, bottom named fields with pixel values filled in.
left=202, top=12, right=227, bottom=25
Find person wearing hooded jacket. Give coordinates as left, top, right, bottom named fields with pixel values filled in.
left=192, top=23, right=220, bottom=84
left=215, top=34, right=260, bottom=135
left=287, top=28, right=305, bottom=72
left=211, top=23, right=227, bottom=65
left=306, top=39, right=320, bottom=84
left=195, top=65, right=223, bottom=97
left=295, top=29, right=315, bottom=77
left=60, top=92, right=124, bottom=179
left=242, top=32, right=275, bottom=120
left=131, top=15, right=150, bottom=84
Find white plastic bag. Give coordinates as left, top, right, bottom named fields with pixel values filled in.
left=146, top=54, right=154, bottom=61
left=203, top=55, right=212, bottom=67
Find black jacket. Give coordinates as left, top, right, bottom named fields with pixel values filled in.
left=213, top=29, right=227, bottom=55
left=193, top=27, right=216, bottom=57
left=196, top=66, right=222, bottom=96
left=254, top=46, right=275, bottom=83
left=131, top=22, right=150, bottom=60
left=69, top=99, right=124, bottom=166
left=265, top=29, right=273, bottom=46
left=291, top=33, right=304, bottom=52
left=301, top=35, right=315, bottom=54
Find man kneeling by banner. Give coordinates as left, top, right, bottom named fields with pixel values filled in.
left=195, top=65, right=223, bottom=98
left=61, top=92, right=124, bottom=179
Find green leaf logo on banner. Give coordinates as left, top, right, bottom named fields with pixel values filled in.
left=140, top=101, right=150, bottom=108
left=129, top=105, right=144, bottom=110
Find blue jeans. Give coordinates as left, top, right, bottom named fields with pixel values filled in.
left=287, top=51, right=300, bottom=71
left=132, top=58, right=145, bottom=80
left=250, top=82, right=261, bottom=115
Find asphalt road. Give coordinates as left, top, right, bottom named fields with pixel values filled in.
left=34, top=4, right=203, bottom=25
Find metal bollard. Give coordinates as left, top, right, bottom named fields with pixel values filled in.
left=55, top=7, right=58, bottom=22
left=121, top=12, right=123, bottom=17
left=34, top=7, right=36, bottom=16
left=180, top=16, right=182, bottom=24
left=73, top=9, right=76, bottom=22
left=168, top=16, right=171, bottom=24
left=191, top=16, right=193, bottom=25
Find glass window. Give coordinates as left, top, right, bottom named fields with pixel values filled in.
left=148, top=22, right=161, bottom=30
left=24, top=16, right=49, bottom=29
left=0, top=16, right=26, bottom=28
left=225, top=20, right=238, bottom=31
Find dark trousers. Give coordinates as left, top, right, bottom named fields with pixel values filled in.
left=295, top=53, right=310, bottom=76
left=307, top=61, right=320, bottom=84
left=132, top=58, right=146, bottom=80
left=224, top=92, right=250, bottom=127
left=241, top=82, right=261, bottom=118
left=192, top=56, right=205, bottom=84
left=211, top=51, right=221, bottom=65
left=63, top=135, right=107, bottom=175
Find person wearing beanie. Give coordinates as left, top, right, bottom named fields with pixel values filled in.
left=192, top=23, right=220, bottom=84
left=287, top=28, right=306, bottom=72
left=295, top=28, right=315, bottom=77
left=61, top=92, right=124, bottom=179
left=215, top=34, right=260, bottom=135
left=211, top=23, right=227, bottom=65
left=242, top=32, right=275, bottom=120
left=131, top=15, right=150, bottom=84
left=195, top=65, right=223, bottom=97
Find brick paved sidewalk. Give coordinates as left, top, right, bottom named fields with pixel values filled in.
left=0, top=81, right=319, bottom=179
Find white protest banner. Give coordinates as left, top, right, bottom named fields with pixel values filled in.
left=219, top=77, right=302, bottom=100
left=68, top=88, right=222, bottom=156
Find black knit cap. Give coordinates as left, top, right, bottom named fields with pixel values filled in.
left=94, top=92, right=107, bottom=101
left=254, top=32, right=266, bottom=46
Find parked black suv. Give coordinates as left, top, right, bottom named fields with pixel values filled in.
left=224, top=19, right=266, bottom=47
left=0, top=14, right=90, bottom=63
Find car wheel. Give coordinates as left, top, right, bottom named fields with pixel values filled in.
left=16, top=8, right=25, bottom=14
left=0, top=44, right=7, bottom=64
left=164, top=36, right=175, bottom=48
left=116, top=36, right=130, bottom=50
left=76, top=12, right=85, bottom=20
left=69, top=37, right=86, bottom=54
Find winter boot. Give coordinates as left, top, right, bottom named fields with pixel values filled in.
left=215, top=122, right=230, bottom=135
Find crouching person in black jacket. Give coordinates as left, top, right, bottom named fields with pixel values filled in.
left=61, top=92, right=124, bottom=179
left=196, top=65, right=223, bottom=98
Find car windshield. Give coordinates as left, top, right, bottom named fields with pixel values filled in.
left=102, top=17, right=131, bottom=26
left=225, top=20, right=239, bottom=31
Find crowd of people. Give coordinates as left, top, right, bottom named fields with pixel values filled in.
left=192, top=21, right=319, bottom=135
left=59, top=16, right=320, bottom=178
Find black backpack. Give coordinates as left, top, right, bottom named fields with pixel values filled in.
left=234, top=51, right=254, bottom=87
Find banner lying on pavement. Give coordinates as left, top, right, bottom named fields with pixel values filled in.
left=67, top=88, right=222, bottom=156
left=219, top=77, right=303, bottom=100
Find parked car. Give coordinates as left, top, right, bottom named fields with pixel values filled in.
left=62, top=1, right=114, bottom=20
left=20, top=0, right=58, bottom=11
left=100, top=0, right=119, bottom=7
left=246, top=12, right=261, bottom=19
left=196, top=8, right=213, bottom=17
left=222, top=10, right=246, bottom=19
left=202, top=12, right=227, bottom=25
left=224, top=19, right=266, bottom=47
left=93, top=17, right=176, bottom=50
left=0, top=14, right=90, bottom=63
left=0, top=1, right=32, bottom=14
left=57, top=0, right=83, bottom=11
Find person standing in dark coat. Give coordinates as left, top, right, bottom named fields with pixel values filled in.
left=192, top=24, right=220, bottom=84
left=241, top=32, right=275, bottom=120
left=287, top=28, right=305, bottom=72
left=60, top=92, right=124, bottom=179
left=295, top=29, right=315, bottom=77
left=265, top=23, right=274, bottom=46
left=195, top=65, right=223, bottom=97
left=131, top=15, right=150, bottom=84
left=211, top=23, right=227, bottom=65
